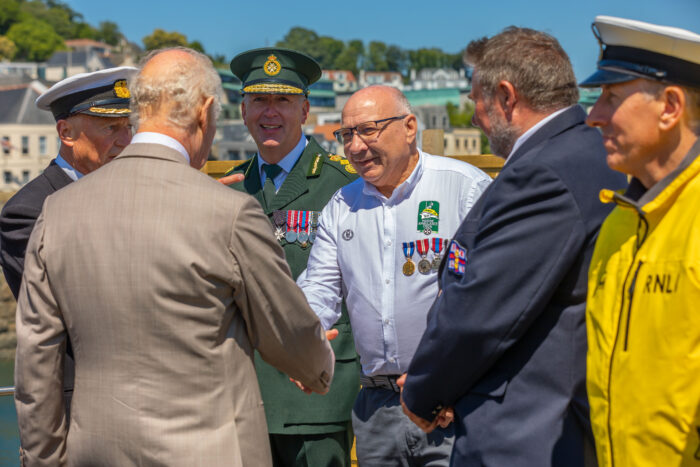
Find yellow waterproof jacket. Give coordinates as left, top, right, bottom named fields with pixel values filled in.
left=587, top=142, right=700, bottom=467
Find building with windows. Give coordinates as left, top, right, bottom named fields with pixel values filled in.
left=0, top=80, right=56, bottom=191
left=405, top=68, right=470, bottom=91
left=443, top=128, right=481, bottom=156
left=321, top=70, right=358, bottom=93
left=359, top=70, right=403, bottom=89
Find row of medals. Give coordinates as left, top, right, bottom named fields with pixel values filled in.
left=272, top=210, right=318, bottom=248
left=403, top=239, right=446, bottom=276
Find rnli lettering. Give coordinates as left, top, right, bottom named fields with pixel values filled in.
left=643, top=273, right=680, bottom=294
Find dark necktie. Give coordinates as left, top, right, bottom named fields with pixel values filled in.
left=262, top=163, right=283, bottom=206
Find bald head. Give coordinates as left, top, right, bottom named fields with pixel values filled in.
left=341, top=85, right=418, bottom=197
left=343, top=85, right=411, bottom=122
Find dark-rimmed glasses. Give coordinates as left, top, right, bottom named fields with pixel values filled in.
left=333, top=115, right=408, bottom=145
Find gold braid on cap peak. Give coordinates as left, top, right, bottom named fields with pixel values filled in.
left=243, top=83, right=305, bottom=95
left=88, top=107, right=131, bottom=114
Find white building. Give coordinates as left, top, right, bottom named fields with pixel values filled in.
left=0, top=80, right=56, bottom=191
left=406, top=68, right=470, bottom=91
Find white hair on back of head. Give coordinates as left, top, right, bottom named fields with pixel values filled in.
left=130, top=47, right=222, bottom=130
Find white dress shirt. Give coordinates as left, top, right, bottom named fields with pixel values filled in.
left=132, top=132, right=190, bottom=163
left=298, top=151, right=491, bottom=376
left=256, top=134, right=307, bottom=193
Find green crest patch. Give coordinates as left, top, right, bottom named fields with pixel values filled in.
left=417, top=201, right=439, bottom=235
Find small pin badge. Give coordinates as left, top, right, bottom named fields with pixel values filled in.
left=342, top=229, right=354, bottom=241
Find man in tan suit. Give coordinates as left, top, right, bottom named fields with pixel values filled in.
left=14, top=47, right=335, bottom=467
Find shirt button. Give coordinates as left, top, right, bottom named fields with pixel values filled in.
left=386, top=240, right=392, bottom=246
left=384, top=319, right=390, bottom=325
left=385, top=279, right=390, bottom=284
left=388, top=357, right=395, bottom=363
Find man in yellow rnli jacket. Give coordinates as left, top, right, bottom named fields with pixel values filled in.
left=581, top=16, right=700, bottom=467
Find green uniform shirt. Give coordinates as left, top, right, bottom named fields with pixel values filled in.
left=228, top=136, right=360, bottom=434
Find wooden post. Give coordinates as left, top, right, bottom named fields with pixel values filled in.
left=422, top=129, right=444, bottom=156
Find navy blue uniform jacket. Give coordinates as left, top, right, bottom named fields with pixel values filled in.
left=402, top=106, right=628, bottom=466
left=0, top=160, right=72, bottom=298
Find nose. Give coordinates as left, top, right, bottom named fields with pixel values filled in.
left=586, top=101, right=606, bottom=128
left=346, top=131, right=367, bottom=155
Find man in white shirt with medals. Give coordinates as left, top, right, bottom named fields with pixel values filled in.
left=298, top=85, right=491, bottom=466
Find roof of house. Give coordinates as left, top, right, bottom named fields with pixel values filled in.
left=0, top=81, right=53, bottom=124
left=312, top=123, right=341, bottom=142
left=322, top=70, right=357, bottom=82
left=64, top=39, right=112, bottom=50
left=46, top=50, right=114, bottom=69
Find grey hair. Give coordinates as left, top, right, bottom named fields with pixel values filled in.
left=638, top=80, right=700, bottom=134
left=130, top=47, right=222, bottom=129
left=465, top=27, right=579, bottom=112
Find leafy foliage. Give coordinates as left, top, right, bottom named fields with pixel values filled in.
left=0, top=35, right=17, bottom=60
left=143, top=29, right=188, bottom=50
left=7, top=18, right=64, bottom=61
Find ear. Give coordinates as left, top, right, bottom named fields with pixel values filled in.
left=658, top=86, right=686, bottom=131
left=56, top=119, right=76, bottom=148
left=496, top=80, right=517, bottom=119
left=300, top=97, right=310, bottom=125
left=405, top=114, right=418, bottom=144
left=240, top=96, right=247, bottom=122
left=199, top=96, right=215, bottom=131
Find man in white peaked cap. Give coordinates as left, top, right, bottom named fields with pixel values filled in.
left=0, top=66, right=136, bottom=298
left=581, top=16, right=700, bottom=467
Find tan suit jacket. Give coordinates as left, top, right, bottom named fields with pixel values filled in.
left=13, top=142, right=334, bottom=467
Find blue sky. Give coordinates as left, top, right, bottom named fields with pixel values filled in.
left=65, top=0, right=699, bottom=82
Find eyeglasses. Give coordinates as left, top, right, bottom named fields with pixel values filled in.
left=333, top=115, right=408, bottom=145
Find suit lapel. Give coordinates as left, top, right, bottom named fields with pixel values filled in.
left=269, top=138, right=323, bottom=211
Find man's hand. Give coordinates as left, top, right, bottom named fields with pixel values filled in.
left=397, top=373, right=454, bottom=433
left=218, top=173, right=245, bottom=185
left=290, top=329, right=339, bottom=394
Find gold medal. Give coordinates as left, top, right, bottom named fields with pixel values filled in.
left=403, top=259, right=416, bottom=276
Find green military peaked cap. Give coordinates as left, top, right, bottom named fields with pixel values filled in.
left=230, top=47, right=322, bottom=96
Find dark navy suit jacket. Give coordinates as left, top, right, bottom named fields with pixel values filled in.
left=402, top=106, right=628, bottom=466
left=0, top=160, right=72, bottom=298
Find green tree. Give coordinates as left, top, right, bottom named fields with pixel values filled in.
left=96, top=21, right=121, bottom=46
left=188, top=40, right=205, bottom=54
left=0, top=0, right=20, bottom=35
left=333, top=39, right=364, bottom=75
left=0, top=35, right=17, bottom=60
left=276, top=27, right=320, bottom=58
left=7, top=18, right=64, bottom=61
left=316, top=36, right=344, bottom=69
left=143, top=29, right=188, bottom=50
left=386, top=45, right=408, bottom=74
left=73, top=22, right=98, bottom=40
left=367, top=41, right=388, bottom=71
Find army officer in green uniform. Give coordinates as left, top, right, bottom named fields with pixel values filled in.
left=226, top=48, right=360, bottom=466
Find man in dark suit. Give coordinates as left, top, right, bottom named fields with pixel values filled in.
left=399, top=27, right=628, bottom=466
left=226, top=48, right=359, bottom=466
left=0, top=66, right=136, bottom=298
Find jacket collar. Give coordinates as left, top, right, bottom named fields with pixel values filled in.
left=116, top=142, right=192, bottom=166
left=508, top=105, right=587, bottom=165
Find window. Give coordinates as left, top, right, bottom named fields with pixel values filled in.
left=1, top=136, right=9, bottom=155
left=39, top=136, right=47, bottom=155
left=4, top=171, right=13, bottom=185
left=455, top=139, right=460, bottom=149
left=22, top=170, right=30, bottom=183
left=21, top=136, right=29, bottom=155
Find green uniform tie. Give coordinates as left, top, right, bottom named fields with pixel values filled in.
left=262, top=163, right=283, bottom=206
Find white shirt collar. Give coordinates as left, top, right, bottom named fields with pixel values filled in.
left=131, top=132, right=190, bottom=163
left=257, top=133, right=308, bottom=180
left=505, top=106, right=572, bottom=164
left=362, top=150, right=425, bottom=204
left=55, top=153, right=81, bottom=181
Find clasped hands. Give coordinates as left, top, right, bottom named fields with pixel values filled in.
left=289, top=329, right=339, bottom=395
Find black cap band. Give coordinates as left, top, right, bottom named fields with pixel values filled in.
left=599, top=45, right=700, bottom=88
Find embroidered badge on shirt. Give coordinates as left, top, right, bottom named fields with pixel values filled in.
left=447, top=241, right=467, bottom=276
left=417, top=201, right=440, bottom=235
left=342, top=229, right=354, bottom=241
